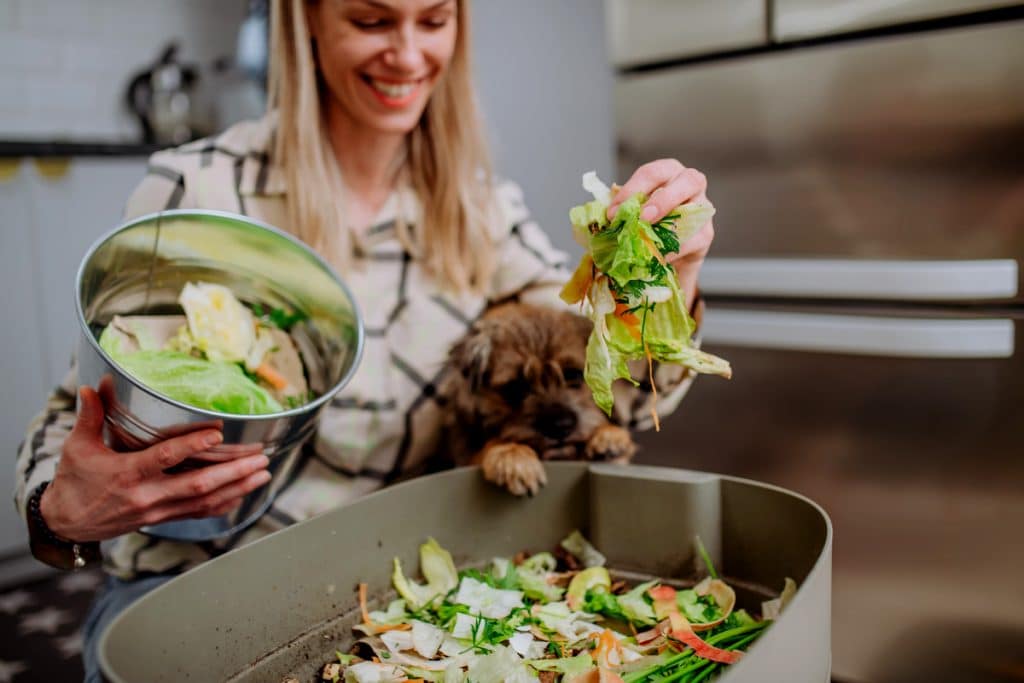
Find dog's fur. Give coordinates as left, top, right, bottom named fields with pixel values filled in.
left=439, top=303, right=636, bottom=495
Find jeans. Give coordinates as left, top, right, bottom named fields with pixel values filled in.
left=81, top=573, right=175, bottom=682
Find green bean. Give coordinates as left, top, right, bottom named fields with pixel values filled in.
left=628, top=627, right=768, bottom=683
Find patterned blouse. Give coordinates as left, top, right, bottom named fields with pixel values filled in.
left=14, top=116, right=697, bottom=580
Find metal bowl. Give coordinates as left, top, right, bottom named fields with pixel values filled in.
left=76, top=209, right=364, bottom=541
left=98, top=463, right=832, bottom=683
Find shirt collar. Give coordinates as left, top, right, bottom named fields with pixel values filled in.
left=234, top=115, right=422, bottom=244
left=237, top=114, right=287, bottom=197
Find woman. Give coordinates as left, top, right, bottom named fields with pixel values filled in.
left=14, top=1, right=715, bottom=679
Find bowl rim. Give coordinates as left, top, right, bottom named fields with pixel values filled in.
left=74, top=208, right=366, bottom=421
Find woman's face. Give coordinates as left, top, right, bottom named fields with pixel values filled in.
left=308, top=0, right=458, bottom=136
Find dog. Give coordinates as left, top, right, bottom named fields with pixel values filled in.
left=439, top=302, right=636, bottom=496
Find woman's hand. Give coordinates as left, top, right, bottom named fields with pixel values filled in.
left=607, top=158, right=714, bottom=308
left=40, top=386, right=271, bottom=542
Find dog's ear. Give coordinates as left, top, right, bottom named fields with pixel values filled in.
left=449, top=322, right=494, bottom=391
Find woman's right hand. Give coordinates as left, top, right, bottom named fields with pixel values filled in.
left=40, top=386, right=272, bottom=542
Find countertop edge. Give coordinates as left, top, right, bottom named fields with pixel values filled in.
left=0, top=140, right=166, bottom=158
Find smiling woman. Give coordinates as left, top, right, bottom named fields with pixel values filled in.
left=273, top=0, right=500, bottom=294
left=14, top=1, right=718, bottom=680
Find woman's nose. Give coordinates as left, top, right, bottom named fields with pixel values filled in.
left=384, top=26, right=427, bottom=73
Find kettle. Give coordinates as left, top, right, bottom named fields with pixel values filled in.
left=125, top=42, right=199, bottom=145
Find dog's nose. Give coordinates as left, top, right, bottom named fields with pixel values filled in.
left=535, top=405, right=578, bottom=440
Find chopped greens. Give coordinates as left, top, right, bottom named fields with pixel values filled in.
left=560, top=172, right=732, bottom=425
left=97, top=282, right=311, bottom=415
left=251, top=301, right=309, bottom=331
left=325, top=532, right=795, bottom=682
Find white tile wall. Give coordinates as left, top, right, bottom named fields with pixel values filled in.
left=0, top=0, right=249, bottom=140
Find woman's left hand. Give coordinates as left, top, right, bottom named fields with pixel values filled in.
left=606, top=158, right=714, bottom=309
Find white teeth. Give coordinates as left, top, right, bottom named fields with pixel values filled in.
left=369, top=78, right=416, bottom=99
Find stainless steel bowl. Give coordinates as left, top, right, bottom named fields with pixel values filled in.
left=76, top=209, right=364, bottom=541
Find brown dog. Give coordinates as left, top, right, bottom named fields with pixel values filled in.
left=439, top=302, right=636, bottom=495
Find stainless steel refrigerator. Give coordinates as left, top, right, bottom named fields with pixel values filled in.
left=611, top=5, right=1024, bottom=682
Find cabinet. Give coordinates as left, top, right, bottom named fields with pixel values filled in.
left=0, top=156, right=146, bottom=568
left=773, top=0, right=1021, bottom=41
left=605, top=0, right=767, bottom=67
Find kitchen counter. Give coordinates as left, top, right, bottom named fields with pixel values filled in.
left=0, top=140, right=163, bottom=158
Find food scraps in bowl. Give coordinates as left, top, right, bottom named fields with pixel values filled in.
left=98, top=281, right=312, bottom=416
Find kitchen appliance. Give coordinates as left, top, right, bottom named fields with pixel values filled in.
left=611, top=6, right=1024, bottom=683
left=97, top=462, right=833, bottom=683
left=203, top=0, right=269, bottom=133
left=76, top=209, right=364, bottom=542
left=124, top=42, right=201, bottom=145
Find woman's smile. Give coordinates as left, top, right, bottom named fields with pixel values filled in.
left=361, top=74, right=427, bottom=108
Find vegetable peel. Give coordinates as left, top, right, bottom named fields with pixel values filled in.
left=563, top=173, right=731, bottom=420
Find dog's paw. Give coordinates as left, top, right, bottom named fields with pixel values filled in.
left=585, top=424, right=637, bottom=464
left=480, top=442, right=547, bottom=496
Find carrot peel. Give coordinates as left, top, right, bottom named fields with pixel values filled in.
left=358, top=583, right=411, bottom=634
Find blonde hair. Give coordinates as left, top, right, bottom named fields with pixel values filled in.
left=269, top=0, right=497, bottom=294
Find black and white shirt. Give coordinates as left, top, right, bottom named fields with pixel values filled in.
left=14, top=116, right=696, bottom=580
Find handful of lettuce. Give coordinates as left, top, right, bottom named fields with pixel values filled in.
left=560, top=172, right=731, bottom=425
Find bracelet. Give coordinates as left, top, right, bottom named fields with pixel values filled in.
left=27, top=481, right=99, bottom=570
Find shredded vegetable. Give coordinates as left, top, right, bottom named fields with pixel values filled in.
left=560, top=172, right=732, bottom=426
left=320, top=534, right=795, bottom=683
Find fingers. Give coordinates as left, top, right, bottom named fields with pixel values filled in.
left=146, top=469, right=273, bottom=525
left=607, top=159, right=683, bottom=219
left=607, top=160, right=708, bottom=224
left=73, top=387, right=106, bottom=440
left=639, top=170, right=708, bottom=223
left=666, top=220, right=715, bottom=264
left=185, top=442, right=265, bottom=464
left=159, top=418, right=224, bottom=439
left=141, top=452, right=269, bottom=504
left=135, top=430, right=224, bottom=479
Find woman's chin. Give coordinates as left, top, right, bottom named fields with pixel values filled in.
left=360, top=110, right=427, bottom=136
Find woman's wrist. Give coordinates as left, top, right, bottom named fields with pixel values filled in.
left=27, top=481, right=101, bottom=570
left=38, top=481, right=76, bottom=542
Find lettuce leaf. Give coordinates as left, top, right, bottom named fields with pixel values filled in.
left=392, top=538, right=459, bottom=610
left=618, top=580, right=658, bottom=626
left=517, top=552, right=565, bottom=602
left=527, top=652, right=594, bottom=677
left=99, top=324, right=282, bottom=415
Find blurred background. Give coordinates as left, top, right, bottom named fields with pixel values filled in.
left=1, top=1, right=1022, bottom=682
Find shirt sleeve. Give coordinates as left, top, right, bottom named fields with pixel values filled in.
left=12, top=149, right=192, bottom=521
left=123, top=149, right=194, bottom=219
left=487, top=179, right=701, bottom=432
left=13, top=366, right=78, bottom=519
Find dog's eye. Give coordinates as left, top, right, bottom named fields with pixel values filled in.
left=495, top=378, right=530, bottom=405
left=563, top=367, right=584, bottom=388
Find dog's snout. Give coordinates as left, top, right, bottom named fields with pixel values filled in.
left=535, top=404, right=578, bottom=440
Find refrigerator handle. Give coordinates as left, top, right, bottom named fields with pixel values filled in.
left=700, top=259, right=1019, bottom=301
left=702, top=309, right=1015, bottom=358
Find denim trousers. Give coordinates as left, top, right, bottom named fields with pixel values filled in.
left=81, top=573, right=175, bottom=682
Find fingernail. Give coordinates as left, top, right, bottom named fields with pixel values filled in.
left=255, top=455, right=270, bottom=469
left=204, top=432, right=223, bottom=447
left=254, top=470, right=272, bottom=485
left=641, top=205, right=658, bottom=222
